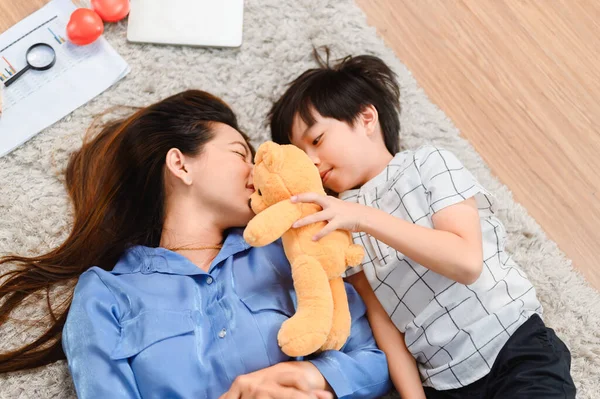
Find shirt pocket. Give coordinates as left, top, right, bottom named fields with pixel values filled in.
left=238, top=285, right=296, bottom=364
left=110, top=310, right=195, bottom=360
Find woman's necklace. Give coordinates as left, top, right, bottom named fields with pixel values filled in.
left=167, top=244, right=223, bottom=252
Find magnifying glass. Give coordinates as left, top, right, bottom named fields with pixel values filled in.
left=3, top=43, right=56, bottom=88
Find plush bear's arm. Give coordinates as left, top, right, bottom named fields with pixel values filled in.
left=243, top=200, right=302, bottom=247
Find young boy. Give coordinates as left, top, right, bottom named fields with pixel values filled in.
left=268, top=49, right=576, bottom=399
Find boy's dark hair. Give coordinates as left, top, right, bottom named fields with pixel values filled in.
left=269, top=47, right=401, bottom=154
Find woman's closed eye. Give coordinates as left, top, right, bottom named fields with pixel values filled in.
left=233, top=150, right=247, bottom=159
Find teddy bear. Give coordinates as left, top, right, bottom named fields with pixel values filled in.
left=243, top=141, right=365, bottom=357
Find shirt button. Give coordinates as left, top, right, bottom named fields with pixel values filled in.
left=218, top=328, right=227, bottom=338
left=206, top=277, right=213, bottom=285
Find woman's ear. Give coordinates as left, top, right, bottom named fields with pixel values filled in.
left=165, top=148, right=192, bottom=185
left=360, top=104, right=379, bottom=137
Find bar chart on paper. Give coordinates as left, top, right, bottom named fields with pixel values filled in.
left=47, top=27, right=67, bottom=45
left=1, top=56, right=17, bottom=82
left=0, top=0, right=130, bottom=158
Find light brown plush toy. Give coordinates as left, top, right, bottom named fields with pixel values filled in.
left=243, top=141, right=365, bottom=357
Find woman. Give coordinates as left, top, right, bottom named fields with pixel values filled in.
left=0, top=90, right=391, bottom=398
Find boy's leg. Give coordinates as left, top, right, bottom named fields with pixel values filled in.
left=484, top=314, right=576, bottom=399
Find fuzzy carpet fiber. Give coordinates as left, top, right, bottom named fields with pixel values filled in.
left=1, top=0, right=599, bottom=397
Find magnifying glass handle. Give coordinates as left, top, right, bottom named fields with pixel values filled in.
left=4, top=65, right=32, bottom=88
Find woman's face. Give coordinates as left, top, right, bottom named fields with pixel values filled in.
left=186, top=123, right=255, bottom=228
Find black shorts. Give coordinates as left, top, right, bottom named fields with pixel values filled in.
left=424, top=314, right=576, bottom=399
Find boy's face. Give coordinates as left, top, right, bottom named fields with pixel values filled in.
left=289, top=111, right=374, bottom=193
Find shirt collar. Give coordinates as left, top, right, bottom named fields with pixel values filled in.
left=340, top=151, right=412, bottom=201
left=111, top=228, right=251, bottom=276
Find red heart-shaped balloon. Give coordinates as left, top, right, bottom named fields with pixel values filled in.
left=66, top=8, right=104, bottom=46
left=91, top=0, right=130, bottom=23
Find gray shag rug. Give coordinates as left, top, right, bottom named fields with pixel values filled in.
left=1, top=0, right=598, bottom=397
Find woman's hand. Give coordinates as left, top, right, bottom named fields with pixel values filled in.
left=219, top=362, right=333, bottom=399
left=290, top=193, right=371, bottom=241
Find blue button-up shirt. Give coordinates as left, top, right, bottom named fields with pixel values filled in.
left=62, top=229, right=391, bottom=399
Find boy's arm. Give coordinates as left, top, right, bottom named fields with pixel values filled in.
left=346, top=271, right=426, bottom=399
left=291, top=192, right=483, bottom=286
left=360, top=197, right=483, bottom=285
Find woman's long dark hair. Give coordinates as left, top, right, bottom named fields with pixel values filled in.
left=0, top=90, right=250, bottom=373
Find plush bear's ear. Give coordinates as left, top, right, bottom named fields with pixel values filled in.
left=255, top=141, right=285, bottom=172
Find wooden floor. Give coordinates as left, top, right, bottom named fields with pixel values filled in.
left=1, top=0, right=599, bottom=290
left=0, top=0, right=50, bottom=32
left=356, top=0, right=600, bottom=291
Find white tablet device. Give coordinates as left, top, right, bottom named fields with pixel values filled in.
left=127, top=0, right=244, bottom=48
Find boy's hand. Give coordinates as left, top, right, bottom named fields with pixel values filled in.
left=291, top=193, right=370, bottom=240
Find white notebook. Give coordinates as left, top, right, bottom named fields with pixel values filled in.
left=127, top=0, right=244, bottom=48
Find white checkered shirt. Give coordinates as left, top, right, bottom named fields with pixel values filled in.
left=341, top=145, right=542, bottom=390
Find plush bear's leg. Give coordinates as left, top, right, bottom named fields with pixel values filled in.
left=278, top=255, right=333, bottom=357
left=320, top=276, right=352, bottom=351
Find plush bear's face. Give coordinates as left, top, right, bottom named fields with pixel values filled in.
left=249, top=141, right=325, bottom=214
